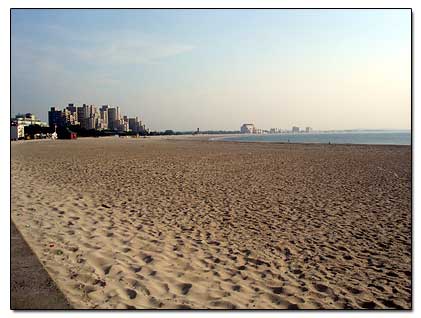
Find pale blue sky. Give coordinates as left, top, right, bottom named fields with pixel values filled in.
left=11, top=9, right=411, bottom=130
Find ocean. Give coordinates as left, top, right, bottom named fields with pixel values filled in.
left=213, top=130, right=411, bottom=145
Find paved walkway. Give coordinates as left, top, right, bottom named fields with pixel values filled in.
left=11, top=222, right=72, bottom=310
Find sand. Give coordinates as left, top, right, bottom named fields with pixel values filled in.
left=11, top=137, right=411, bottom=309
left=11, top=222, right=72, bottom=309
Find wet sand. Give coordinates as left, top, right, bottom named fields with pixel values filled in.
left=11, top=137, right=411, bottom=309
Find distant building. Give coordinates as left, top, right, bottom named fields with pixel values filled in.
left=305, top=127, right=312, bottom=133
left=62, top=108, right=77, bottom=126
left=11, top=121, right=24, bottom=140
left=99, top=107, right=108, bottom=130
left=108, top=107, right=118, bottom=130
left=45, top=103, right=147, bottom=133
left=87, top=117, right=96, bottom=130
left=128, top=117, right=138, bottom=132
left=116, top=106, right=121, bottom=122
left=66, top=103, right=78, bottom=124
left=128, top=117, right=136, bottom=131
left=77, top=106, right=88, bottom=128
left=93, top=107, right=101, bottom=130
left=240, top=123, right=255, bottom=134
left=292, top=126, right=300, bottom=133
left=66, top=104, right=79, bottom=125
left=128, top=116, right=146, bottom=133
left=100, top=105, right=109, bottom=129
left=48, top=107, right=67, bottom=128
left=51, top=104, right=101, bottom=129
left=13, top=113, right=48, bottom=127
left=122, top=121, right=129, bottom=132
left=76, top=104, right=90, bottom=129
left=66, top=103, right=77, bottom=114
left=122, top=115, right=129, bottom=131
left=74, top=104, right=101, bottom=130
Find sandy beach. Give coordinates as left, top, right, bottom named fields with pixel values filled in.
left=11, top=137, right=411, bottom=309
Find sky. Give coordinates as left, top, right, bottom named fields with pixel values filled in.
left=11, top=9, right=411, bottom=131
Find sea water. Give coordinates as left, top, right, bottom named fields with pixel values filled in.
left=215, top=130, right=411, bottom=145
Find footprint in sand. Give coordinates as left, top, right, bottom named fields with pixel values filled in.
left=288, top=303, right=299, bottom=309
left=179, top=283, right=192, bottom=295
left=209, top=300, right=236, bottom=309
left=133, top=281, right=150, bottom=296
left=347, top=286, right=362, bottom=295
left=148, top=296, right=163, bottom=308
left=103, top=265, right=112, bottom=275
left=314, top=283, right=330, bottom=293
left=143, top=255, right=153, bottom=264
left=177, top=304, right=191, bottom=309
left=131, top=265, right=142, bottom=273
left=381, top=299, right=404, bottom=309
left=359, top=300, right=377, bottom=309
left=232, top=285, right=241, bottom=292
left=125, top=288, right=137, bottom=299
left=272, top=287, right=284, bottom=294
left=94, top=279, right=106, bottom=287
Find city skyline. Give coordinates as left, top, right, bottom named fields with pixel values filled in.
left=11, top=9, right=411, bottom=131
left=47, top=103, right=146, bottom=133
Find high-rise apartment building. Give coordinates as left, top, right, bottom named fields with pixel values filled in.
left=128, top=116, right=146, bottom=133
left=46, top=103, right=147, bottom=133
left=101, top=105, right=109, bottom=129
left=86, top=117, right=95, bottom=130
left=108, top=107, right=117, bottom=130
left=122, top=121, right=129, bottom=132
left=66, top=104, right=78, bottom=125
left=116, top=106, right=121, bottom=122
left=77, top=105, right=89, bottom=129
left=128, top=117, right=137, bottom=132
left=75, top=104, right=98, bottom=129
left=66, top=103, right=77, bottom=117
left=76, top=108, right=83, bottom=128
left=100, top=107, right=109, bottom=129
left=48, top=107, right=67, bottom=127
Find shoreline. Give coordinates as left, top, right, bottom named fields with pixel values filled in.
left=10, top=132, right=411, bottom=147
left=210, top=140, right=412, bottom=147
left=207, top=134, right=411, bottom=146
